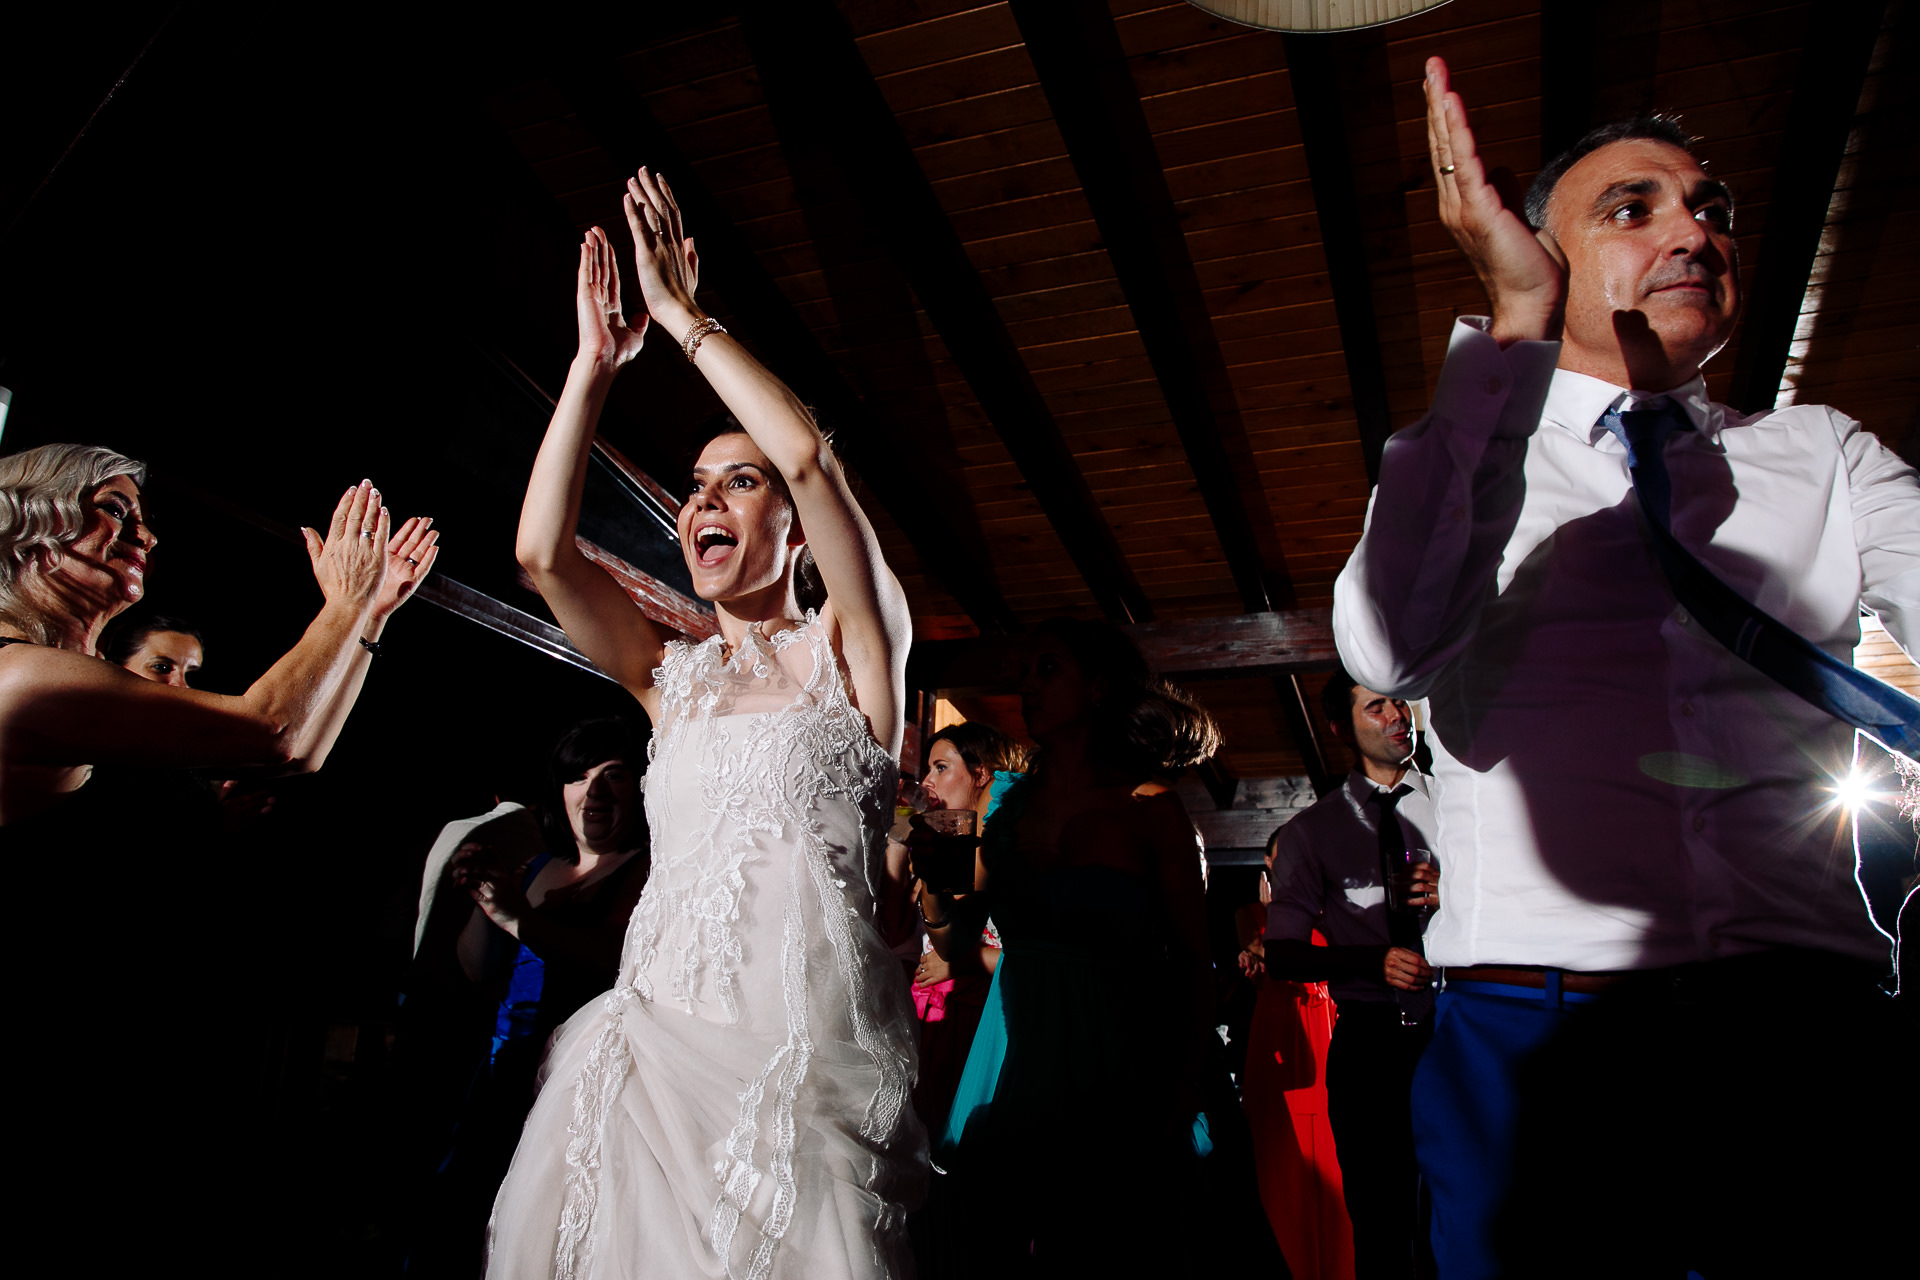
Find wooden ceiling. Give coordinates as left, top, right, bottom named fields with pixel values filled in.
left=471, top=0, right=1916, bottom=779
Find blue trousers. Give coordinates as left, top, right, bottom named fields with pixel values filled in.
left=1411, top=980, right=1596, bottom=1279
left=1412, top=955, right=1907, bottom=1279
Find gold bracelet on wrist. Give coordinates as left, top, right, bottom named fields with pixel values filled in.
left=682, top=317, right=726, bottom=363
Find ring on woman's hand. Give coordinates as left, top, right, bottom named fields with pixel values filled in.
left=404, top=556, right=419, bottom=566
left=1439, top=164, right=1457, bottom=175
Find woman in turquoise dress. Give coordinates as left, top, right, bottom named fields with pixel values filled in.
left=917, top=618, right=1221, bottom=1275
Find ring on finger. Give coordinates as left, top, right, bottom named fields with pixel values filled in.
left=360, top=531, right=376, bottom=540
left=405, top=556, right=420, bottom=566
left=1438, top=164, right=1457, bottom=176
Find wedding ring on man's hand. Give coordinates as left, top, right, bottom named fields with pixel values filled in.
left=361, top=531, right=376, bottom=540
left=405, top=556, right=420, bottom=566
left=1439, top=164, right=1457, bottom=175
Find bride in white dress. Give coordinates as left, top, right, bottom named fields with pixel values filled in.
left=489, top=166, right=924, bottom=1279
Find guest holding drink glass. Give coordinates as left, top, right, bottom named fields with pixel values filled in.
left=904, top=724, right=1027, bottom=1130
left=1248, top=666, right=1439, bottom=1280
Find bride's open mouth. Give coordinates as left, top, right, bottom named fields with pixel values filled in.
left=693, top=524, right=738, bottom=568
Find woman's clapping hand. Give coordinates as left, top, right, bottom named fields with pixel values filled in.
left=302, top=480, right=391, bottom=611
left=374, top=515, right=440, bottom=619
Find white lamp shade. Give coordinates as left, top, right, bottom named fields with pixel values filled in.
left=1187, top=0, right=1453, bottom=32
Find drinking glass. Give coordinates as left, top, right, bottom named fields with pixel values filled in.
left=916, top=808, right=979, bottom=895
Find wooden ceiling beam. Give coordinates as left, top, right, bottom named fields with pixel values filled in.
left=543, top=54, right=1021, bottom=637
left=1727, top=3, right=1889, bottom=413
left=736, top=0, right=1153, bottom=625
left=909, top=606, right=1337, bottom=694
left=1281, top=31, right=1396, bottom=486
left=1539, top=0, right=1663, bottom=164
left=1276, top=28, right=1421, bottom=791
left=1009, top=0, right=1295, bottom=614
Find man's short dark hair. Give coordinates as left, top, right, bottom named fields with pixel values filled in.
left=1524, top=116, right=1699, bottom=230
left=1319, top=664, right=1360, bottom=733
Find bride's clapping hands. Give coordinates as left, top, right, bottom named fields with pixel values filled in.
left=622, top=167, right=701, bottom=330
left=576, top=226, right=649, bottom=370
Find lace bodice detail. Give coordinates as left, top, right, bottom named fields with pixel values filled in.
left=627, top=615, right=896, bottom=1017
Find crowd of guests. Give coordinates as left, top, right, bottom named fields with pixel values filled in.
left=2, top=51, right=1913, bottom=1280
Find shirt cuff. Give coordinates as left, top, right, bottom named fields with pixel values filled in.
left=1431, top=318, right=1562, bottom=441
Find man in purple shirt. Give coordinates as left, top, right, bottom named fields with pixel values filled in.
left=1263, top=668, right=1439, bottom=1280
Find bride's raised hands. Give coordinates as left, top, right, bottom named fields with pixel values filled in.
left=622, top=167, right=702, bottom=332
left=576, top=226, right=650, bottom=370
left=618, top=164, right=910, bottom=758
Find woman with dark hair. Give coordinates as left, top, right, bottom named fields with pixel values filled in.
left=99, top=611, right=283, bottom=822
left=456, top=718, right=651, bottom=1060
left=419, top=719, right=652, bottom=1277
left=920, top=617, right=1220, bottom=1273
left=905, top=721, right=1028, bottom=1135
left=490, top=168, right=921, bottom=1278
left=99, top=611, right=205, bottom=686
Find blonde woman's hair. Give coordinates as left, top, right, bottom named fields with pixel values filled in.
left=0, top=443, right=148, bottom=644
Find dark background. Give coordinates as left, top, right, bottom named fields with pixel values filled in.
left=2, top=8, right=692, bottom=1270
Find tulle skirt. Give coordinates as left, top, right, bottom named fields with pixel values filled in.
left=485, top=990, right=921, bottom=1280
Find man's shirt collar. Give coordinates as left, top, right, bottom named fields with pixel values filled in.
left=1342, top=767, right=1428, bottom=812
left=1542, top=367, right=1724, bottom=449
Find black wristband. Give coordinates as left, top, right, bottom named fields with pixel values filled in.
left=358, top=636, right=382, bottom=656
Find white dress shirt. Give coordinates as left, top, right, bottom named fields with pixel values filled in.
left=1266, top=769, right=1439, bottom=1003
left=1334, top=319, right=1920, bottom=971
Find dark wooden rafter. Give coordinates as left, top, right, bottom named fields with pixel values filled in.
left=736, top=0, right=1153, bottom=625
left=1727, top=2, right=1890, bottom=413
left=1784, top=5, right=1919, bottom=466
left=1009, top=0, right=1295, bottom=615
left=1276, top=28, right=1419, bottom=792
left=542, top=54, right=1021, bottom=637
left=1281, top=32, right=1396, bottom=486
left=1276, top=673, right=1335, bottom=797
left=910, top=605, right=1339, bottom=793
left=990, top=3, right=1335, bottom=795
left=912, top=607, right=1337, bottom=692
left=1539, top=0, right=1664, bottom=164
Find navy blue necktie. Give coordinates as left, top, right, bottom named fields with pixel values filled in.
left=1602, top=399, right=1920, bottom=757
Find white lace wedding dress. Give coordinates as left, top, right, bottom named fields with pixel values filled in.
left=486, top=617, right=925, bottom=1279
